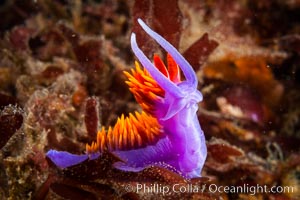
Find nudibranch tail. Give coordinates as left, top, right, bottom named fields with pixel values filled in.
left=46, top=150, right=89, bottom=169
left=136, top=18, right=198, bottom=90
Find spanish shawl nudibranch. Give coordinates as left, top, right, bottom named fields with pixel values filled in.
left=46, top=19, right=207, bottom=178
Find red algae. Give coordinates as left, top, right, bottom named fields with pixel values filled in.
left=84, top=97, right=100, bottom=140
left=183, top=33, right=218, bottom=71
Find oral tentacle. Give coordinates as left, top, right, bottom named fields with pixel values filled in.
left=131, top=33, right=184, bottom=98
left=137, top=18, right=198, bottom=90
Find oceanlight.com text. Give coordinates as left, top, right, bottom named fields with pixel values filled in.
left=123, top=183, right=295, bottom=196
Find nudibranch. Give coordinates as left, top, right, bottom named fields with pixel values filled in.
left=46, top=19, right=207, bottom=178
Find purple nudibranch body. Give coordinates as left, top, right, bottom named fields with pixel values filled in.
left=46, top=18, right=207, bottom=179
